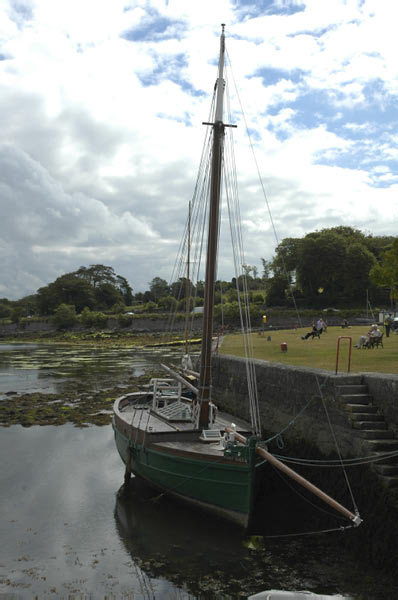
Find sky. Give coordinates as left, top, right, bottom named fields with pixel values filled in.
left=1, top=0, right=397, bottom=300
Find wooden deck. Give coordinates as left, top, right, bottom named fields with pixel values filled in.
left=119, top=400, right=251, bottom=434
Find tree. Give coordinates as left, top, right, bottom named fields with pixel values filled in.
left=342, top=243, right=376, bottom=303
left=16, top=294, right=38, bottom=316
left=116, top=275, right=133, bottom=305
left=260, top=259, right=272, bottom=280
left=90, top=311, right=108, bottom=328
left=94, top=283, right=123, bottom=309
left=37, top=274, right=95, bottom=314
left=112, top=302, right=125, bottom=314
left=0, top=303, right=11, bottom=318
left=370, top=239, right=398, bottom=305
left=268, top=227, right=388, bottom=307
left=149, top=277, right=170, bottom=302
left=53, top=304, right=77, bottom=329
left=75, top=264, right=117, bottom=288
left=80, top=306, right=94, bottom=328
left=10, top=306, right=24, bottom=324
left=298, top=232, right=347, bottom=303
left=265, top=274, right=291, bottom=306
left=36, top=265, right=133, bottom=315
left=158, top=295, right=177, bottom=311
left=170, top=277, right=195, bottom=300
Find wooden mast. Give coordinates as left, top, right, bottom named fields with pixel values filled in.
left=198, top=25, right=226, bottom=428
left=184, top=201, right=191, bottom=355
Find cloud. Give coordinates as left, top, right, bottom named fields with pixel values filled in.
left=0, top=0, right=397, bottom=299
left=0, top=144, right=161, bottom=297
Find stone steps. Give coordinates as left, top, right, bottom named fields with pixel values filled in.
left=373, top=463, right=398, bottom=476
left=349, top=413, right=385, bottom=422
left=376, top=475, right=398, bottom=488
left=373, top=451, right=398, bottom=465
left=364, top=439, right=398, bottom=452
left=352, top=420, right=388, bottom=430
left=357, top=430, right=394, bottom=440
left=337, top=384, right=369, bottom=395
left=336, top=382, right=398, bottom=485
left=340, top=394, right=373, bottom=405
left=345, top=403, right=378, bottom=414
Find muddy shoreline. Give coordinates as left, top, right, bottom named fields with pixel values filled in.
left=0, top=333, right=183, bottom=427
left=0, top=371, right=162, bottom=427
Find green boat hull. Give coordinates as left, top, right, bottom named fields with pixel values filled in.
left=113, top=422, right=264, bottom=528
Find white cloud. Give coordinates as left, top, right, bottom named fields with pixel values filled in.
left=0, top=0, right=397, bottom=299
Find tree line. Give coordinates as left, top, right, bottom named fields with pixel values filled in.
left=1, top=227, right=397, bottom=325
left=263, top=226, right=397, bottom=309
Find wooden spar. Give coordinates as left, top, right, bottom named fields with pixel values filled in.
left=170, top=363, right=200, bottom=379
left=226, top=427, right=362, bottom=526
left=198, top=25, right=226, bottom=428
left=184, top=200, right=191, bottom=355
left=160, top=363, right=199, bottom=395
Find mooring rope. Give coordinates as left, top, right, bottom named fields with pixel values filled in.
left=273, top=449, right=398, bottom=468
left=316, top=375, right=360, bottom=516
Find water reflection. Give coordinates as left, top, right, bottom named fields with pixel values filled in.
left=0, top=346, right=392, bottom=599
left=0, top=342, right=195, bottom=395
left=114, top=479, right=359, bottom=599
left=115, top=477, right=246, bottom=567
left=0, top=424, right=192, bottom=598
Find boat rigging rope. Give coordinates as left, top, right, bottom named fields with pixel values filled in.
left=221, top=69, right=262, bottom=437
left=274, top=449, right=398, bottom=467
left=316, top=375, right=360, bottom=515
left=269, top=460, right=349, bottom=522
left=225, top=50, right=357, bottom=493
left=226, top=47, right=303, bottom=328
left=260, top=524, right=357, bottom=539
left=163, top=91, right=216, bottom=343
left=263, top=395, right=316, bottom=444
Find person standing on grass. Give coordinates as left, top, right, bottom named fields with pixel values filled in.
left=384, top=313, right=393, bottom=338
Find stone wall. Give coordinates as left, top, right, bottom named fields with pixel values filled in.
left=363, top=373, right=398, bottom=436
left=210, top=355, right=398, bottom=573
left=0, top=316, right=203, bottom=336
left=211, top=354, right=388, bottom=457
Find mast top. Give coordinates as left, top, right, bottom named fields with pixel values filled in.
left=215, top=24, right=226, bottom=123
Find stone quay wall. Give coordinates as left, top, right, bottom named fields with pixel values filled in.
left=211, top=353, right=398, bottom=457
left=363, top=373, right=398, bottom=436
left=211, top=355, right=398, bottom=572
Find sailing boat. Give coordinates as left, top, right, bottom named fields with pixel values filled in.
left=112, top=26, right=362, bottom=529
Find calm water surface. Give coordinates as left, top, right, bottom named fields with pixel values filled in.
left=0, top=344, right=393, bottom=598
left=0, top=342, right=185, bottom=396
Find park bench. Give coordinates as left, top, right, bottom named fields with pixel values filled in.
left=364, top=334, right=384, bottom=349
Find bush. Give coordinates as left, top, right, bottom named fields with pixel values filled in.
left=91, top=311, right=108, bottom=328
left=158, top=296, right=177, bottom=311
left=80, top=306, right=93, bottom=327
left=0, top=303, right=11, bottom=319
left=53, top=304, right=77, bottom=329
left=118, top=313, right=133, bottom=328
left=112, top=302, right=125, bottom=315
left=142, top=301, right=158, bottom=312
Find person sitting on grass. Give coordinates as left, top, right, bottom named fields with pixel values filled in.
left=301, top=322, right=321, bottom=340
left=355, top=324, right=382, bottom=348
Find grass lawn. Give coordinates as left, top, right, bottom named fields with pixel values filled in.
left=220, top=325, right=398, bottom=375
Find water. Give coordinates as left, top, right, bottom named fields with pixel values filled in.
left=0, top=342, right=186, bottom=396
left=0, top=343, right=393, bottom=598
left=0, top=425, right=363, bottom=599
